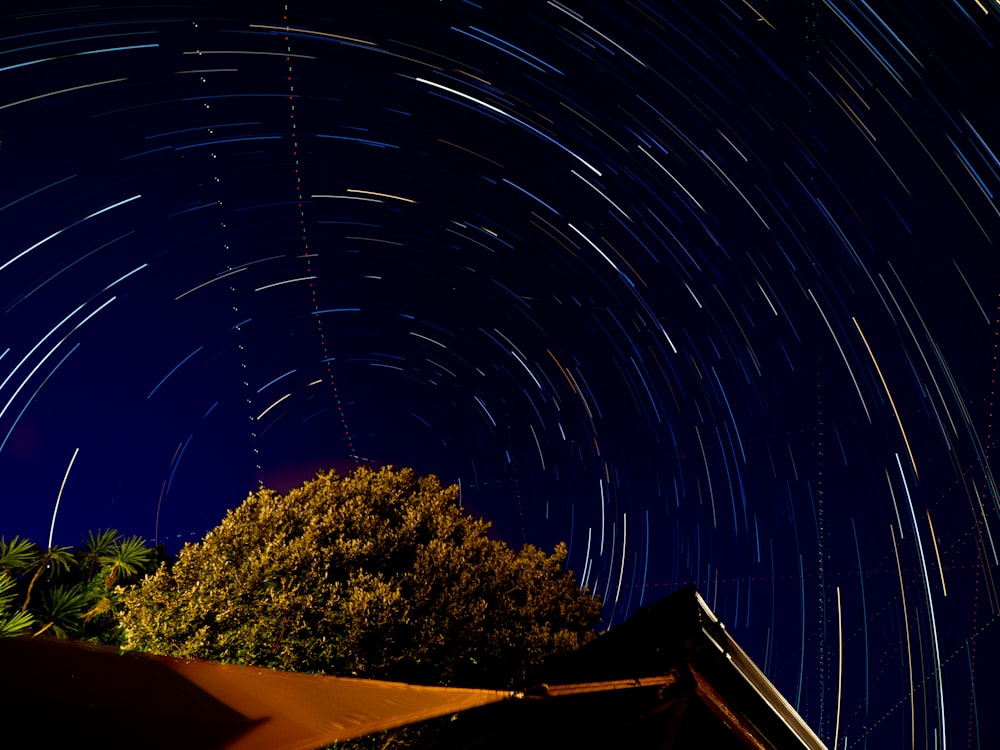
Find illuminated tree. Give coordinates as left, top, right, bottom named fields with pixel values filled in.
left=120, top=465, right=602, bottom=689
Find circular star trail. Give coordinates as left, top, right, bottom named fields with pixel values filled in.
left=2, top=1, right=1000, bottom=746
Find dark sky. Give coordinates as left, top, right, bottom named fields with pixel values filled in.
left=2, top=1, right=999, bottom=745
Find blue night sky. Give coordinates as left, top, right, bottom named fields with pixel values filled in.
left=2, top=2, right=999, bottom=746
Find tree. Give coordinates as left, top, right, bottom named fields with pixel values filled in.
left=0, top=571, right=33, bottom=637
left=0, top=530, right=158, bottom=642
left=0, top=536, right=37, bottom=576
left=20, top=545, right=74, bottom=613
left=120, top=466, right=602, bottom=691
left=1, top=536, right=42, bottom=637
left=79, top=530, right=158, bottom=635
left=32, top=583, right=91, bottom=638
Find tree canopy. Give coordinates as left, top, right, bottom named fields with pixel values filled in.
left=120, top=465, right=602, bottom=690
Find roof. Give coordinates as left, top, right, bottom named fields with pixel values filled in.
left=0, top=587, right=825, bottom=749
left=0, top=635, right=509, bottom=749
left=426, top=586, right=827, bottom=749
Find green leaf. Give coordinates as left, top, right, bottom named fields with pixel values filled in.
left=0, top=608, right=34, bottom=638
left=100, top=534, right=155, bottom=587
left=0, top=536, right=39, bottom=574
left=85, top=529, right=120, bottom=558
left=34, top=583, right=90, bottom=638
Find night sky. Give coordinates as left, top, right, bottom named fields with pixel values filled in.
left=2, top=1, right=999, bottom=746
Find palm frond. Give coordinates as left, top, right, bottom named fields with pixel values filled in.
left=34, top=583, right=90, bottom=638
left=84, top=529, right=119, bottom=557
left=101, top=535, right=155, bottom=586
left=0, top=536, right=39, bottom=574
left=41, top=546, right=75, bottom=576
left=0, top=571, right=20, bottom=612
left=0, top=608, right=34, bottom=638
left=21, top=546, right=77, bottom=613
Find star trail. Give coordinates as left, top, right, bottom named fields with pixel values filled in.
left=2, top=1, right=999, bottom=746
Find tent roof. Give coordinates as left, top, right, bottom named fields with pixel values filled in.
left=0, top=635, right=510, bottom=749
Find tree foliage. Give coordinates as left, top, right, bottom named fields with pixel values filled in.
left=0, top=531, right=159, bottom=641
left=121, top=466, right=602, bottom=689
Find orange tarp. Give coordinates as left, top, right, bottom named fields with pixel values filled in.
left=0, top=636, right=512, bottom=750
left=166, top=656, right=513, bottom=749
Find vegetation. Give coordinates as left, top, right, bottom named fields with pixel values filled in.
left=1, top=468, right=599, bottom=747
left=120, top=465, right=602, bottom=691
left=0, top=529, right=160, bottom=641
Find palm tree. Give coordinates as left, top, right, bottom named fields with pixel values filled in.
left=0, top=530, right=159, bottom=640
left=33, top=583, right=91, bottom=638
left=82, top=531, right=157, bottom=641
left=1, top=537, right=77, bottom=621
left=1, top=537, right=41, bottom=637
left=0, top=536, right=39, bottom=576
left=0, top=571, right=34, bottom=637
left=20, top=545, right=74, bottom=613
left=80, top=529, right=119, bottom=578
left=99, top=534, right=154, bottom=588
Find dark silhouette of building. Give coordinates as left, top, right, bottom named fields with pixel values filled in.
left=0, top=586, right=825, bottom=749
left=427, top=585, right=826, bottom=749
